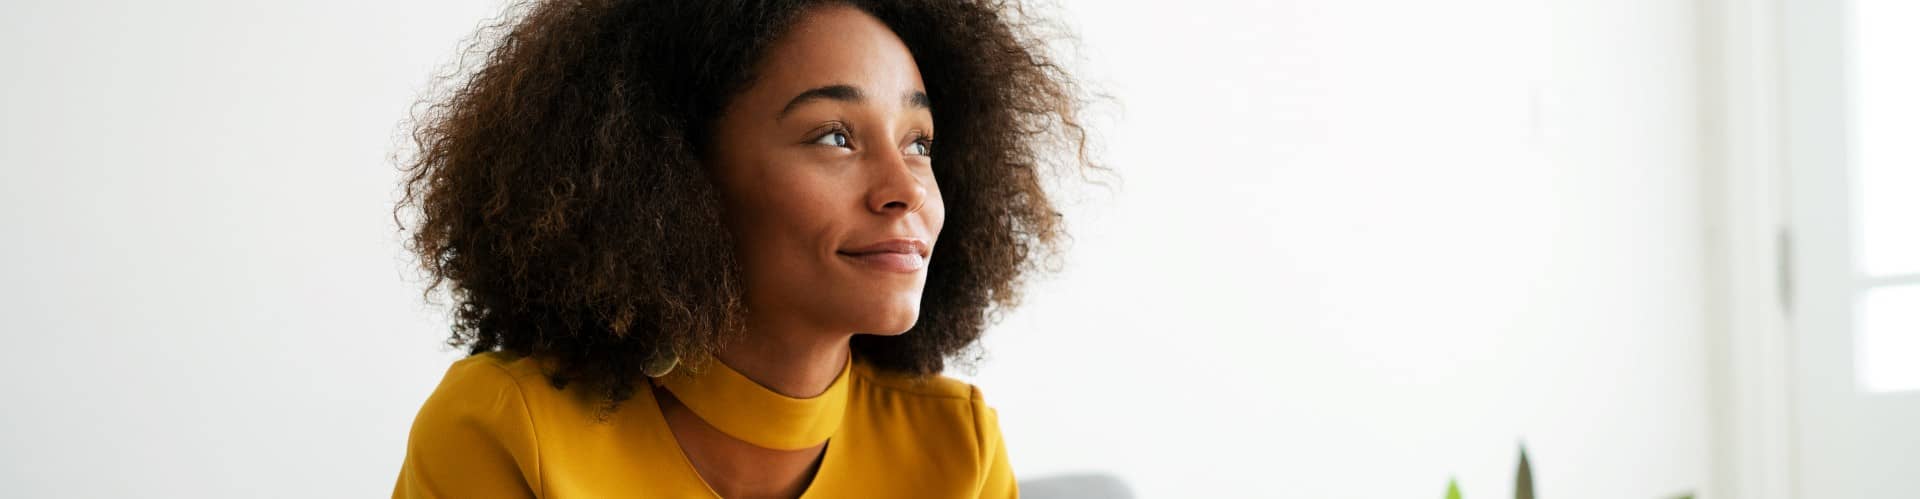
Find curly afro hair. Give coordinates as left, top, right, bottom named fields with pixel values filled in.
left=394, top=0, right=1097, bottom=414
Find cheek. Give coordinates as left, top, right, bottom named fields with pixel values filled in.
left=738, top=168, right=847, bottom=254
left=925, top=184, right=947, bottom=235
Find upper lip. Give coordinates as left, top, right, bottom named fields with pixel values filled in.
left=839, top=238, right=930, bottom=258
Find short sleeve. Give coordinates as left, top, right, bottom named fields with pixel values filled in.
left=392, top=357, right=543, bottom=499
left=970, top=386, right=1018, bottom=498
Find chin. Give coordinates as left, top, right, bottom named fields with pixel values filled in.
left=853, top=301, right=923, bottom=336
left=861, top=314, right=920, bottom=336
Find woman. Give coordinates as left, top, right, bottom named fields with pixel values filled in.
left=389, top=0, right=1094, bottom=497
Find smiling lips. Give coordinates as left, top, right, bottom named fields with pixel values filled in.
left=837, top=238, right=929, bottom=273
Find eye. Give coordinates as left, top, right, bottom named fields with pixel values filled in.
left=811, top=129, right=851, bottom=148
left=906, top=138, right=933, bottom=157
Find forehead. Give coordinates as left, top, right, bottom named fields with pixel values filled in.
left=740, top=5, right=926, bottom=112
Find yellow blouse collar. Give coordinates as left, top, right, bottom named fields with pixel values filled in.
left=652, top=355, right=852, bottom=451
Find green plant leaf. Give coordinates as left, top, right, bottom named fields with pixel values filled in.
left=1446, top=478, right=1462, bottom=499
left=1515, top=444, right=1535, bottom=499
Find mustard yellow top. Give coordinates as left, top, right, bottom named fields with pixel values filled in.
left=391, top=351, right=1016, bottom=498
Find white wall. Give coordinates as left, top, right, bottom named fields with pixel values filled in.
left=0, top=1, right=506, bottom=496
left=964, top=0, right=1713, bottom=497
left=0, top=0, right=1712, bottom=497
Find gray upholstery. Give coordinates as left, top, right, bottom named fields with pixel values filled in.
left=1019, top=472, right=1135, bottom=499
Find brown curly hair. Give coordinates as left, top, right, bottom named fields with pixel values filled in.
left=394, top=0, right=1097, bottom=414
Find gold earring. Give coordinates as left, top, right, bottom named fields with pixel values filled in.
left=644, top=352, right=679, bottom=378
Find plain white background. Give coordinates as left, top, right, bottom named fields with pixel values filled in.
left=0, top=0, right=1764, bottom=497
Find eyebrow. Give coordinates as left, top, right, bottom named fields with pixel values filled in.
left=775, top=84, right=932, bottom=120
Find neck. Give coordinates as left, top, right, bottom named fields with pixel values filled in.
left=651, top=386, right=827, bottom=498
left=714, top=314, right=853, bottom=398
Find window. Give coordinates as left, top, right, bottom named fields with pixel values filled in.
left=1849, top=0, right=1920, bottom=393
left=1781, top=0, right=1920, bottom=496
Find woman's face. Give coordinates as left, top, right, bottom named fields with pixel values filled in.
left=705, top=5, right=944, bottom=338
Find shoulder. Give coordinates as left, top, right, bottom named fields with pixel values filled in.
left=848, top=359, right=1004, bottom=446
left=419, top=352, right=548, bottom=412
left=411, top=351, right=584, bottom=439
left=849, top=359, right=986, bottom=402
left=852, top=360, right=998, bottom=414
left=844, top=359, right=1014, bottom=493
left=397, top=352, right=548, bottom=497
left=409, top=351, right=552, bottom=442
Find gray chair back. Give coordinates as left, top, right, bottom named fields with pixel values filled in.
left=1019, top=472, right=1134, bottom=499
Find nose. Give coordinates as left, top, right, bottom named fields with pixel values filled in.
left=863, top=147, right=929, bottom=215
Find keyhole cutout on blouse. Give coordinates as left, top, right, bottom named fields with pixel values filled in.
left=652, top=385, right=830, bottom=499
